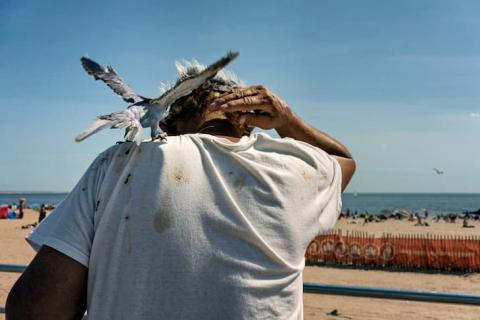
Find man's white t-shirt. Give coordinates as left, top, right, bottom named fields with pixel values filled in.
left=27, top=132, right=342, bottom=319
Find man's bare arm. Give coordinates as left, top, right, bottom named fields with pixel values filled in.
left=6, top=246, right=87, bottom=320
left=209, top=85, right=356, bottom=190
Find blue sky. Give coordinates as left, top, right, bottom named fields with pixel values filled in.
left=1, top=0, right=479, bottom=193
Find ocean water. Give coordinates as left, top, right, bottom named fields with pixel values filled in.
left=0, top=193, right=479, bottom=215
left=341, top=193, right=480, bottom=215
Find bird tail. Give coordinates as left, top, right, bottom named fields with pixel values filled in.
left=75, top=108, right=143, bottom=144
left=75, top=118, right=115, bottom=142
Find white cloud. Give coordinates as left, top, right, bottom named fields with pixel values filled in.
left=470, top=112, right=480, bottom=119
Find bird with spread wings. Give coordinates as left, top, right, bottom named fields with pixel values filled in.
left=75, top=52, right=238, bottom=145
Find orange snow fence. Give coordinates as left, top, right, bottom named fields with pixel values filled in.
left=306, top=230, right=480, bottom=271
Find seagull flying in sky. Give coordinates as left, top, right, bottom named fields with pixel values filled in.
left=432, top=168, right=444, bottom=175
left=75, top=51, right=238, bottom=145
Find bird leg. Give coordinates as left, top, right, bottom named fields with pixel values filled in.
left=152, top=132, right=168, bottom=141
left=150, top=123, right=167, bottom=141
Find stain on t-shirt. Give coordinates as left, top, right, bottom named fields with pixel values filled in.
left=153, top=193, right=172, bottom=233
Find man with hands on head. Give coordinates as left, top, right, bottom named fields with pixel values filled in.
left=7, top=73, right=354, bottom=319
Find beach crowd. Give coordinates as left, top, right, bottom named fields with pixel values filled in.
left=338, top=207, right=479, bottom=228
left=0, top=198, right=50, bottom=227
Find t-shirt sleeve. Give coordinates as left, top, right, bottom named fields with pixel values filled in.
left=316, top=155, right=343, bottom=234
left=283, top=137, right=343, bottom=234
left=26, top=152, right=110, bottom=267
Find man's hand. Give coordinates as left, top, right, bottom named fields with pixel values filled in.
left=209, top=85, right=356, bottom=191
left=209, top=85, right=294, bottom=130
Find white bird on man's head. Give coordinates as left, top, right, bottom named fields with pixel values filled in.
left=75, top=51, right=239, bottom=145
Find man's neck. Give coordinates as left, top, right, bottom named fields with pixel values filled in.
left=196, top=119, right=242, bottom=142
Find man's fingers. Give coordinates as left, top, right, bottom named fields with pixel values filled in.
left=209, top=88, right=262, bottom=109
left=220, top=88, right=258, bottom=100
left=214, top=96, right=273, bottom=113
left=206, top=84, right=290, bottom=130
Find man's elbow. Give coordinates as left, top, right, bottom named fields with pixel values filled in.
left=340, top=158, right=356, bottom=192
left=6, top=281, right=29, bottom=319
left=5, top=269, right=51, bottom=320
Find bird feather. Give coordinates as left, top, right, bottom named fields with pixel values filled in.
left=76, top=107, right=145, bottom=145
left=81, top=57, right=144, bottom=103
left=75, top=118, right=114, bottom=142
left=150, top=51, right=238, bottom=106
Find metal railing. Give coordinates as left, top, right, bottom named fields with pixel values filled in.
left=0, top=264, right=26, bottom=273
left=1, top=264, right=480, bottom=314
left=303, top=282, right=480, bottom=306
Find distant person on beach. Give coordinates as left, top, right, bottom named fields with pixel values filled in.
left=414, top=212, right=430, bottom=227
left=17, top=198, right=25, bottom=219
left=423, top=209, right=429, bottom=219
left=38, top=204, right=47, bottom=223
left=415, top=213, right=423, bottom=226
left=463, top=217, right=475, bottom=228
left=21, top=222, right=38, bottom=229
left=6, top=62, right=355, bottom=319
left=363, top=211, right=369, bottom=225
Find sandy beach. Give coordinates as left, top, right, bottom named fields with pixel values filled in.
left=1, top=210, right=479, bottom=319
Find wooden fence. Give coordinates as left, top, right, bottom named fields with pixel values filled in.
left=305, top=230, right=480, bottom=271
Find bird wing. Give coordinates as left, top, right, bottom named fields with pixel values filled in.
left=81, top=57, right=145, bottom=103
left=150, top=51, right=238, bottom=107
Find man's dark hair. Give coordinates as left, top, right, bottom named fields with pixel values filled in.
left=162, top=80, right=253, bottom=136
